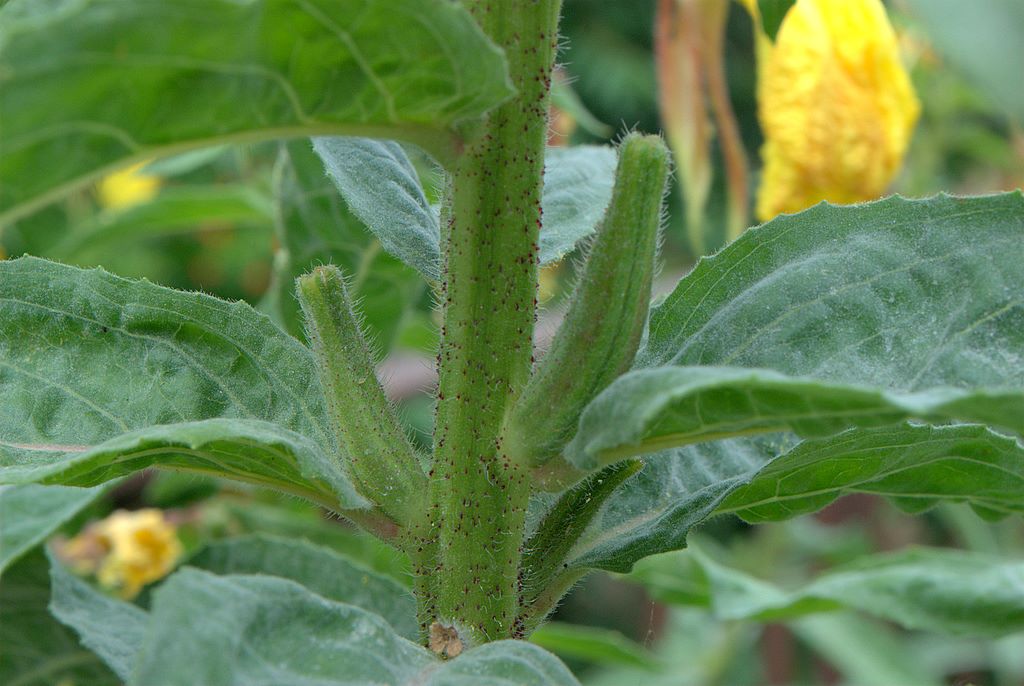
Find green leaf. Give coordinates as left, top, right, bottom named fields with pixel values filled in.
left=268, top=140, right=423, bottom=347
left=756, top=0, right=796, bottom=41
left=904, top=0, right=1024, bottom=123
left=313, top=141, right=618, bottom=280
left=187, top=534, right=418, bottom=639
left=0, top=551, right=118, bottom=686
left=567, top=366, right=1024, bottom=470
left=0, top=484, right=103, bottom=573
left=48, top=185, right=274, bottom=261
left=537, top=145, right=618, bottom=264
left=566, top=437, right=783, bottom=572
left=719, top=423, right=1024, bottom=522
left=0, top=0, right=513, bottom=224
left=571, top=423, right=1024, bottom=572
left=687, top=194, right=1024, bottom=412
left=48, top=549, right=148, bottom=682
left=313, top=137, right=442, bottom=281
left=2, top=419, right=365, bottom=510
left=132, top=569, right=579, bottom=685
left=636, top=546, right=1024, bottom=637
left=641, top=194, right=1024, bottom=388
left=0, top=257, right=364, bottom=509
left=573, top=194, right=1024, bottom=571
left=530, top=622, right=659, bottom=670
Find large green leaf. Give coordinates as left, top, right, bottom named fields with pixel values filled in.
left=574, top=194, right=1024, bottom=571
left=640, top=194, right=1024, bottom=387
left=187, top=534, right=417, bottom=639
left=132, top=569, right=579, bottom=685
left=633, top=546, right=1024, bottom=636
left=48, top=536, right=420, bottom=678
left=0, top=257, right=364, bottom=509
left=904, top=0, right=1024, bottom=124
left=0, top=484, right=102, bottom=573
left=568, top=366, right=1024, bottom=469
left=0, top=552, right=118, bottom=686
left=313, top=140, right=618, bottom=280
left=267, top=140, right=423, bottom=346
left=0, top=0, right=513, bottom=224
left=48, top=549, right=148, bottom=682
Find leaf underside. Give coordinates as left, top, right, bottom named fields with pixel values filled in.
left=0, top=0, right=513, bottom=224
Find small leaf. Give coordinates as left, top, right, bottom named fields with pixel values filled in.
left=537, top=145, right=619, bottom=264
left=567, top=366, right=1024, bottom=470
left=188, top=534, right=418, bottom=640
left=269, top=141, right=423, bottom=347
left=636, top=546, right=1024, bottom=636
left=48, top=549, right=148, bottom=681
left=313, top=137, right=442, bottom=281
left=566, top=436, right=782, bottom=572
left=312, top=141, right=618, bottom=280
left=0, top=484, right=103, bottom=573
left=131, top=569, right=579, bottom=685
left=0, top=551, right=118, bottom=685
left=0, top=0, right=513, bottom=223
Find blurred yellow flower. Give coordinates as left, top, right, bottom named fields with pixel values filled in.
left=59, top=508, right=182, bottom=599
left=746, top=0, right=920, bottom=220
left=96, top=161, right=162, bottom=210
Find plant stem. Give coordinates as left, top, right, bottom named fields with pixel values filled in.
left=424, top=0, right=562, bottom=645
left=504, top=134, right=669, bottom=476
left=297, top=265, right=426, bottom=526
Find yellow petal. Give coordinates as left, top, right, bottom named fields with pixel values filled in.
left=753, top=0, right=920, bottom=220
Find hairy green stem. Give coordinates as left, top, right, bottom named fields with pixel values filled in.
left=424, top=0, right=562, bottom=645
left=297, top=265, right=426, bottom=526
left=509, top=134, right=670, bottom=487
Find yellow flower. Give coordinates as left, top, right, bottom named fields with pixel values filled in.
left=746, top=0, right=920, bottom=220
left=96, top=161, right=162, bottom=210
left=59, top=508, right=183, bottom=599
